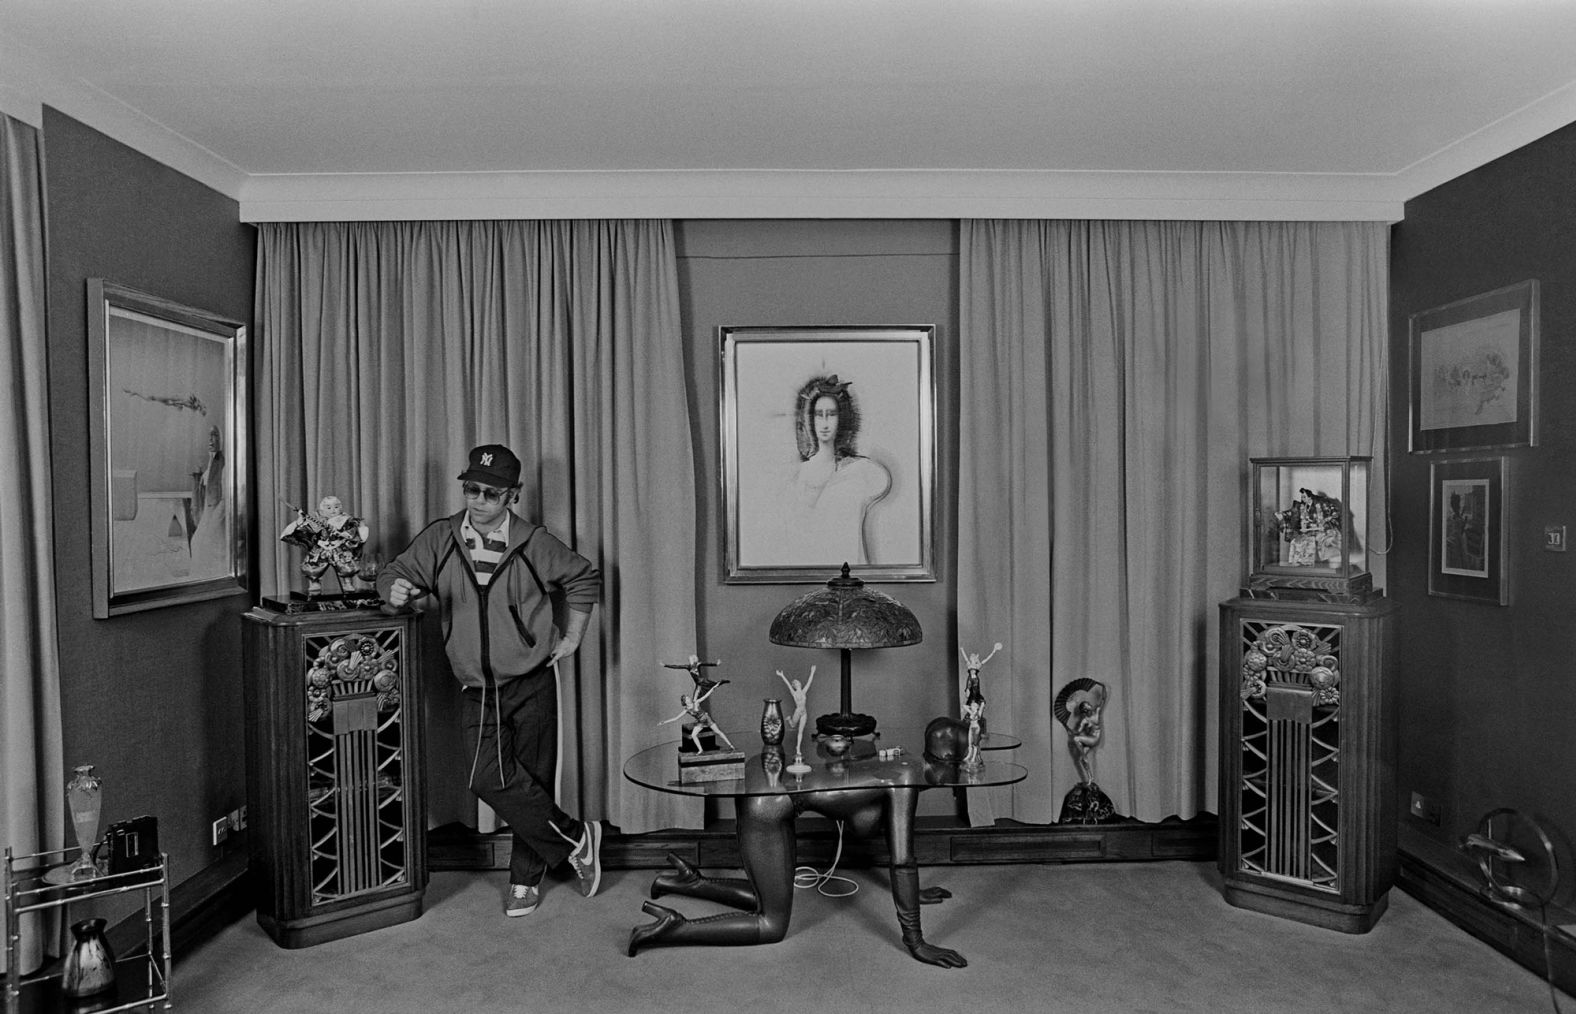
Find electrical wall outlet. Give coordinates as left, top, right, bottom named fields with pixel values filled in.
left=228, top=806, right=248, bottom=833
left=211, top=816, right=230, bottom=846
left=1409, top=791, right=1441, bottom=826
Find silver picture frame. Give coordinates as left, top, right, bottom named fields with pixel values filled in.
left=720, top=325, right=936, bottom=584
left=88, top=279, right=249, bottom=617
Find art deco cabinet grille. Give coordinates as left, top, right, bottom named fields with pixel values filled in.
left=243, top=607, right=427, bottom=947
left=1218, top=595, right=1396, bottom=933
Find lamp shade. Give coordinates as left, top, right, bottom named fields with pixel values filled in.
left=769, top=564, right=921, bottom=738
left=768, top=564, right=922, bottom=649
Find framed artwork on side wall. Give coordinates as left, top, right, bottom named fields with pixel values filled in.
left=720, top=325, right=936, bottom=583
left=1408, top=279, right=1538, bottom=453
left=87, top=279, right=249, bottom=617
left=1428, top=456, right=1508, bottom=605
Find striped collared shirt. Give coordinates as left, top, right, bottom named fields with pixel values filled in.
left=460, top=514, right=510, bottom=586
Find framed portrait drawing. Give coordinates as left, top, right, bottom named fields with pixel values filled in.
left=1409, top=280, right=1538, bottom=453
left=1428, top=456, right=1508, bottom=605
left=720, top=325, right=935, bottom=583
left=87, top=280, right=249, bottom=617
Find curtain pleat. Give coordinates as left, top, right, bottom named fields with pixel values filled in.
left=959, top=220, right=1388, bottom=825
left=256, top=220, right=701, bottom=833
left=0, top=112, right=66, bottom=973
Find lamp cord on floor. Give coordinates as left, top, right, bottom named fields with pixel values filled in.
left=794, top=820, right=858, bottom=898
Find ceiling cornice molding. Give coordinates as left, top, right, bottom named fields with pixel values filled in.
left=8, top=27, right=1574, bottom=224
left=1394, top=78, right=1576, bottom=199
left=0, top=37, right=247, bottom=198
left=239, top=169, right=1406, bottom=223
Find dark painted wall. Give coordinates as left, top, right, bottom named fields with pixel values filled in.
left=1390, top=121, right=1576, bottom=878
left=676, top=220, right=962, bottom=815
left=42, top=109, right=257, bottom=890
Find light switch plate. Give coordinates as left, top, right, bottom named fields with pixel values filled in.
left=1545, top=525, right=1566, bottom=552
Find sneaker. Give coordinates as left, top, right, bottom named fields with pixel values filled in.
left=567, top=820, right=603, bottom=898
left=505, top=882, right=540, bottom=917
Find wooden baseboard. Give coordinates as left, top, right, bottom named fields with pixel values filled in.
left=1396, top=823, right=1576, bottom=998
left=428, top=814, right=1218, bottom=872
left=97, top=818, right=1213, bottom=961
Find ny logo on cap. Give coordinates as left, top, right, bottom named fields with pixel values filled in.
left=481, top=452, right=494, bottom=466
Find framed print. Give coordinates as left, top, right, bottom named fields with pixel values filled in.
left=1428, top=456, right=1508, bottom=605
left=720, top=325, right=935, bottom=583
left=87, top=280, right=249, bottom=617
left=1409, top=280, right=1538, bottom=453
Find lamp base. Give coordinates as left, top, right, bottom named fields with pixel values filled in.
left=815, top=712, right=877, bottom=738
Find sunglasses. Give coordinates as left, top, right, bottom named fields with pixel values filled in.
left=462, top=482, right=512, bottom=504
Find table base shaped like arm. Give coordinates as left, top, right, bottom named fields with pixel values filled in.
left=627, top=785, right=965, bottom=967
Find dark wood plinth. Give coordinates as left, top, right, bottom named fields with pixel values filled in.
left=256, top=891, right=425, bottom=949
left=1223, top=876, right=1389, bottom=934
left=429, top=814, right=1218, bottom=872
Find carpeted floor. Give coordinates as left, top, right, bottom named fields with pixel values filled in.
left=175, top=860, right=1571, bottom=1013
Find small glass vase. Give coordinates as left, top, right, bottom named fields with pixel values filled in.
left=759, top=698, right=785, bottom=746
left=62, top=917, right=117, bottom=999
left=66, top=764, right=103, bottom=881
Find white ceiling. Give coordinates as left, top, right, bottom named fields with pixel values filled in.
left=4, top=1, right=1576, bottom=221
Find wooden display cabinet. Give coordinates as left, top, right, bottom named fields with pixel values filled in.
left=1218, top=594, right=1397, bottom=932
left=242, top=607, right=427, bottom=948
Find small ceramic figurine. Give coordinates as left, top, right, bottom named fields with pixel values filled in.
left=959, top=641, right=1002, bottom=733
left=777, top=666, right=816, bottom=774
left=659, top=684, right=736, bottom=754
left=280, top=495, right=371, bottom=596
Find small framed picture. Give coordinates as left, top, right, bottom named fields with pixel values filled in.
left=87, top=279, right=249, bottom=617
left=1409, top=280, right=1538, bottom=453
left=1428, top=456, right=1508, bottom=605
left=719, top=325, right=936, bottom=583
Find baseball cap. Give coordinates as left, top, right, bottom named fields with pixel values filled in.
left=457, top=444, right=521, bottom=488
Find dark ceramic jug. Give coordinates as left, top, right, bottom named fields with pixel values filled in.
left=61, top=917, right=116, bottom=999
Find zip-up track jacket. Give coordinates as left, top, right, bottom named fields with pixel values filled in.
left=377, top=510, right=601, bottom=687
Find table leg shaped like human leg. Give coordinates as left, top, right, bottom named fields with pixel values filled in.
left=627, top=793, right=797, bottom=955
left=885, top=786, right=966, bottom=968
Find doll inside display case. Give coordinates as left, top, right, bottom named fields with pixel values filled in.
left=1247, top=456, right=1375, bottom=602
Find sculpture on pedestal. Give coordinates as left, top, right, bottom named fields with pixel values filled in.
left=1054, top=677, right=1120, bottom=824
left=660, top=654, right=744, bottom=783
left=777, top=666, right=816, bottom=774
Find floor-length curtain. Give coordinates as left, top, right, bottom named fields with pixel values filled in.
left=959, top=219, right=1388, bottom=825
left=0, top=112, right=66, bottom=973
left=256, top=220, right=700, bottom=833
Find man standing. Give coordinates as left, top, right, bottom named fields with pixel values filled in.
left=378, top=444, right=603, bottom=917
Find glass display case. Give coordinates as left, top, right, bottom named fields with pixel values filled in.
left=1248, top=456, right=1374, bottom=602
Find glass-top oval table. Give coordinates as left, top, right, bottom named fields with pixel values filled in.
left=623, top=732, right=1027, bottom=968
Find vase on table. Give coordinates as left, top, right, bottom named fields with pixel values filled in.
left=61, top=917, right=116, bottom=999
left=759, top=698, right=785, bottom=746
left=66, top=764, right=102, bottom=881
